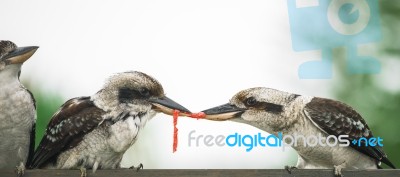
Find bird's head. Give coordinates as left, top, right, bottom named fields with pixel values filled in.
left=201, top=87, right=300, bottom=132
left=93, top=71, right=191, bottom=116
left=0, top=40, right=38, bottom=74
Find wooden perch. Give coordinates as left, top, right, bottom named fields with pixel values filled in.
left=0, top=169, right=399, bottom=177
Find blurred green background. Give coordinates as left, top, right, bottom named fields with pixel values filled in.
left=22, top=82, right=63, bottom=149
left=21, top=0, right=399, bottom=168
left=332, top=0, right=400, bottom=168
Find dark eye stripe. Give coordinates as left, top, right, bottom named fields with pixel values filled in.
left=118, top=87, right=151, bottom=103
left=243, top=97, right=283, bottom=114
left=263, top=102, right=283, bottom=113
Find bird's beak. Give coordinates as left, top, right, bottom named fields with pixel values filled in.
left=201, top=103, right=245, bottom=121
left=4, top=46, right=39, bottom=65
left=150, top=96, right=191, bottom=116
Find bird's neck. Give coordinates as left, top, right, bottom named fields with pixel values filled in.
left=0, top=65, right=22, bottom=87
left=91, top=92, right=119, bottom=112
left=279, top=95, right=314, bottom=135
left=91, top=94, right=155, bottom=124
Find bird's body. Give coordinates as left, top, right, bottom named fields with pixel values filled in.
left=30, top=71, right=190, bottom=172
left=285, top=97, right=377, bottom=169
left=291, top=123, right=377, bottom=170
left=202, top=87, right=395, bottom=176
left=247, top=94, right=377, bottom=170
left=0, top=65, right=36, bottom=168
left=39, top=96, right=153, bottom=170
left=0, top=40, right=38, bottom=175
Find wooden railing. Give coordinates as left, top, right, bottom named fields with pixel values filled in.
left=0, top=169, right=399, bottom=177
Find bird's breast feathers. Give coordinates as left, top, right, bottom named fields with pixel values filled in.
left=105, top=110, right=155, bottom=153
left=107, top=116, right=141, bottom=153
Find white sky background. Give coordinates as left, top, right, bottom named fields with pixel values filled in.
left=0, top=0, right=379, bottom=169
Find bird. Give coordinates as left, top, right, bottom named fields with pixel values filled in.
left=0, top=40, right=39, bottom=176
left=29, top=71, right=191, bottom=176
left=201, top=87, right=396, bottom=176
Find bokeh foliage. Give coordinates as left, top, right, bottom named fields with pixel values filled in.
left=22, top=82, right=64, bottom=148
left=331, top=0, right=400, bottom=168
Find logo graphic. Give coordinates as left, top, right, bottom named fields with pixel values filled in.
left=287, top=0, right=381, bottom=79
left=188, top=130, right=384, bottom=152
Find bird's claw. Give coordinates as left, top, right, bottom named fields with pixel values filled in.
left=334, top=165, right=344, bottom=177
left=129, top=163, right=143, bottom=172
left=80, top=167, right=87, bottom=177
left=284, top=165, right=297, bottom=174
left=15, top=162, right=25, bottom=177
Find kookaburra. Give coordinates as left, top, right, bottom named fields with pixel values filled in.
left=29, top=71, right=191, bottom=174
left=201, top=87, right=396, bottom=176
left=0, top=40, right=38, bottom=176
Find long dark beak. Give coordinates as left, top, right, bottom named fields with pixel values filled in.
left=4, top=46, right=39, bottom=64
left=150, top=96, right=191, bottom=116
left=201, top=103, right=245, bottom=121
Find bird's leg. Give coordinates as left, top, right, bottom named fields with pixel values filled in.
left=15, top=161, right=25, bottom=177
left=334, top=162, right=347, bottom=177
left=80, top=166, right=87, bottom=177
left=129, top=163, right=143, bottom=172
left=284, top=165, right=297, bottom=174
left=92, top=161, right=99, bottom=173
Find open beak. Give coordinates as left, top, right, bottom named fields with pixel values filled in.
left=201, top=103, right=245, bottom=121
left=4, top=46, right=39, bottom=65
left=150, top=96, right=191, bottom=116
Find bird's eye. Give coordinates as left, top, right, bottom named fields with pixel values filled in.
left=245, top=97, right=257, bottom=107
left=139, top=88, right=150, bottom=97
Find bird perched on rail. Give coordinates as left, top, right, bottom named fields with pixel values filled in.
left=0, top=40, right=38, bottom=176
left=201, top=87, right=396, bottom=176
left=29, top=71, right=191, bottom=176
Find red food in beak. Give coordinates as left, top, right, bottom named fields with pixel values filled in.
left=173, top=110, right=179, bottom=153
left=172, top=111, right=206, bottom=153
left=189, top=112, right=206, bottom=119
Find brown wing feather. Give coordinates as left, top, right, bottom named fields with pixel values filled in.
left=304, top=97, right=395, bottom=168
left=26, top=89, right=36, bottom=167
left=29, top=96, right=105, bottom=168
